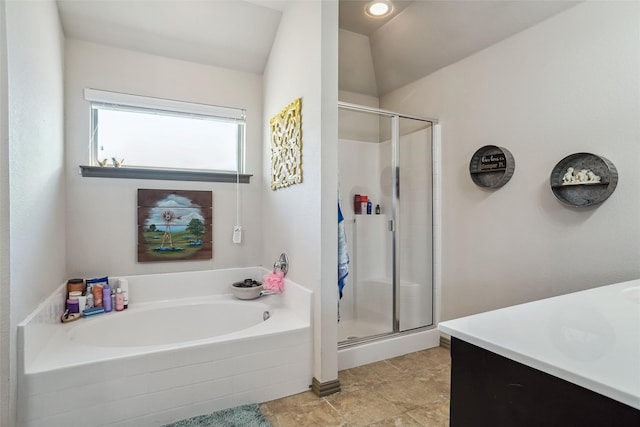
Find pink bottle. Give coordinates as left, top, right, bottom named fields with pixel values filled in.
left=115, top=288, right=125, bottom=311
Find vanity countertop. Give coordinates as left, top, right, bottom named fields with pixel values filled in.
left=439, top=279, right=640, bottom=409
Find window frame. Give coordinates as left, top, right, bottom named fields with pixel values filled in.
left=81, top=89, right=252, bottom=183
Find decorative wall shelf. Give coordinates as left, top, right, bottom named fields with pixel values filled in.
left=469, top=145, right=515, bottom=189
left=549, top=153, right=617, bottom=207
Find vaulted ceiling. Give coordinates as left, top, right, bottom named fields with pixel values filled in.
left=338, top=0, right=579, bottom=96
left=56, top=0, right=284, bottom=74
left=56, top=0, right=580, bottom=97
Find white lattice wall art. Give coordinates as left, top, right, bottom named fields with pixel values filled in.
left=270, top=98, right=302, bottom=190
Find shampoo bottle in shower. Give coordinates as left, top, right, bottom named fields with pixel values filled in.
left=103, top=284, right=112, bottom=312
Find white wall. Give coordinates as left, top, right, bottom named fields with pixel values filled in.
left=338, top=140, right=380, bottom=217
left=382, top=1, right=640, bottom=321
left=4, top=0, right=66, bottom=424
left=262, top=0, right=338, bottom=385
left=338, top=90, right=380, bottom=143
left=64, top=39, right=264, bottom=277
left=339, top=90, right=378, bottom=108
left=338, top=29, right=377, bottom=96
left=0, top=2, right=8, bottom=424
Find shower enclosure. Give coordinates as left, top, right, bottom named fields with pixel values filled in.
left=338, top=102, right=437, bottom=348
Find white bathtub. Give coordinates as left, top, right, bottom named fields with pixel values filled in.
left=68, top=299, right=272, bottom=347
left=18, top=267, right=312, bottom=427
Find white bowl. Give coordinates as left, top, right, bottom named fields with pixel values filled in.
left=231, top=282, right=263, bottom=300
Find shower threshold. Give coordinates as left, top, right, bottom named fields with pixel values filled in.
left=338, top=325, right=436, bottom=350
left=338, top=326, right=441, bottom=370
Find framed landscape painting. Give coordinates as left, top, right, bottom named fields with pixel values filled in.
left=137, top=189, right=212, bottom=262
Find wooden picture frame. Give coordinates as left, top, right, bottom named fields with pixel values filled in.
left=137, top=189, right=212, bottom=262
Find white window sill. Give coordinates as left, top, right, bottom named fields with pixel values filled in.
left=79, top=166, right=252, bottom=183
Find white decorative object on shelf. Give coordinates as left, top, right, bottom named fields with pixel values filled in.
left=550, top=153, right=617, bottom=207
left=561, top=166, right=601, bottom=185
left=587, top=170, right=601, bottom=183
left=562, top=167, right=575, bottom=184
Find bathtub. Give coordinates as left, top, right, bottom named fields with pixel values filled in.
left=68, top=299, right=273, bottom=348
left=18, top=267, right=312, bottom=427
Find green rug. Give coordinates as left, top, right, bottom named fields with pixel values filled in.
left=162, top=404, right=271, bottom=427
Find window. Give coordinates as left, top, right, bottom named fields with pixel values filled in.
left=84, top=89, right=246, bottom=174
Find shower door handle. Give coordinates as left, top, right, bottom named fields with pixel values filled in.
left=388, top=220, right=394, bottom=232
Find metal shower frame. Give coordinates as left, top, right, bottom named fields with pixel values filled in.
left=338, top=101, right=439, bottom=342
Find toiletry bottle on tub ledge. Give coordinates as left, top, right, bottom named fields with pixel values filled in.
left=115, top=288, right=124, bottom=311
left=86, top=285, right=94, bottom=309
left=92, top=284, right=103, bottom=307
left=103, top=283, right=112, bottom=312
left=118, top=278, right=129, bottom=309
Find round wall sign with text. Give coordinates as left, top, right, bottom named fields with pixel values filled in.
left=469, top=145, right=515, bottom=189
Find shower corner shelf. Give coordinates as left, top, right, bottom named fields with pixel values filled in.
left=549, top=153, right=618, bottom=208
left=469, top=145, right=515, bottom=189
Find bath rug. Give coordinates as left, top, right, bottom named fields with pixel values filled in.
left=162, top=404, right=271, bottom=427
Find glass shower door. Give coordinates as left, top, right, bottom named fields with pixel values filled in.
left=338, top=103, right=435, bottom=345
left=396, top=117, right=434, bottom=331
left=338, top=107, right=394, bottom=342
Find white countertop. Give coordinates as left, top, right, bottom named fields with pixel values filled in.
left=439, top=279, right=640, bottom=410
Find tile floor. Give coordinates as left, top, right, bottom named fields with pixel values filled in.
left=260, top=346, right=451, bottom=426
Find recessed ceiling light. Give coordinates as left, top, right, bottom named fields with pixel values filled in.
left=365, top=0, right=393, bottom=18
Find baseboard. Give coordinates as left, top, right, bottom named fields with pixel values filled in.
left=311, top=377, right=341, bottom=397
left=440, top=334, right=451, bottom=350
